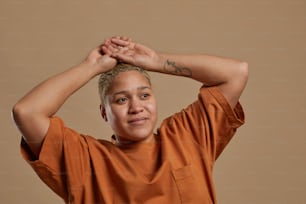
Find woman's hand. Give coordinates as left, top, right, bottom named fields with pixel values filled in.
left=83, top=41, right=118, bottom=75
left=102, top=36, right=161, bottom=71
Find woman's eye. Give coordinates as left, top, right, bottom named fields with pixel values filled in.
left=141, top=93, right=150, bottom=99
left=116, top=97, right=128, bottom=104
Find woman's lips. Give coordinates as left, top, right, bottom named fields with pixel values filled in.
left=128, top=117, right=148, bottom=125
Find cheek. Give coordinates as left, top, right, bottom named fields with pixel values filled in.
left=147, top=101, right=158, bottom=117
left=106, top=105, right=125, bottom=123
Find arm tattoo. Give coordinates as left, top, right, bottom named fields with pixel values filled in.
left=163, top=59, right=192, bottom=77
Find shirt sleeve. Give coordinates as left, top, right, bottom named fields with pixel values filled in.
left=20, top=116, right=90, bottom=201
left=166, top=86, right=245, bottom=161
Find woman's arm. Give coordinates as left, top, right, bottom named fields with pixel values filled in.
left=12, top=42, right=118, bottom=157
left=155, top=53, right=248, bottom=109
left=104, top=37, right=248, bottom=108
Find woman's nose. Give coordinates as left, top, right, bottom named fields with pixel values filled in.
left=128, top=99, right=144, bottom=114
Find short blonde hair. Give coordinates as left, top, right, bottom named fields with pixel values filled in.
left=98, top=63, right=151, bottom=105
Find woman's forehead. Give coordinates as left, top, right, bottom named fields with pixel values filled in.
left=107, top=71, right=152, bottom=94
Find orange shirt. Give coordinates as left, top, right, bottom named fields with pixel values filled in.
left=21, top=86, right=244, bottom=204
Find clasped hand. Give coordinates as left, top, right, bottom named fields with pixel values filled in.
left=102, top=36, right=160, bottom=70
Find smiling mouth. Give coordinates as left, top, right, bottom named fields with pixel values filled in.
left=128, top=118, right=148, bottom=125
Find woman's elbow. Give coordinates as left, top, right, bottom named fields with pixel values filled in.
left=238, top=61, right=249, bottom=86
left=12, top=102, right=25, bottom=126
left=11, top=101, right=32, bottom=126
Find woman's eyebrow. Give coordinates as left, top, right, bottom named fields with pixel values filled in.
left=112, top=86, right=152, bottom=96
left=112, top=90, right=128, bottom=96
left=137, top=86, right=151, bottom=91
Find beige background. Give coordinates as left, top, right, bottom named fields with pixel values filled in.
left=1, top=0, right=305, bottom=203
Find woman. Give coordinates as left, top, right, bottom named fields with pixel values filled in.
left=13, top=36, right=248, bottom=203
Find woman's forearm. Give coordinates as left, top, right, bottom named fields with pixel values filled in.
left=153, top=53, right=248, bottom=108
left=154, top=53, right=248, bottom=86
left=13, top=62, right=97, bottom=118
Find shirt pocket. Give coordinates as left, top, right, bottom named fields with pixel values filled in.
left=172, top=165, right=198, bottom=203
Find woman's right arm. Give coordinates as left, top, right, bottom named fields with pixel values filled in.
left=12, top=43, right=117, bottom=157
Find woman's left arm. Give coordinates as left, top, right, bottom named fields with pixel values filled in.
left=156, top=53, right=249, bottom=108
left=103, top=37, right=249, bottom=108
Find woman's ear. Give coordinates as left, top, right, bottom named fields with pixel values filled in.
left=100, top=104, right=108, bottom=122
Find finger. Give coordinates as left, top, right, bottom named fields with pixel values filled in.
left=117, top=46, right=127, bottom=53
left=104, top=38, right=111, bottom=44
left=112, top=53, right=134, bottom=64
left=109, top=42, right=121, bottom=52
left=110, top=36, right=120, bottom=42
left=112, top=36, right=127, bottom=40
left=120, top=36, right=132, bottom=42
left=103, top=38, right=115, bottom=47
left=111, top=38, right=131, bottom=47
left=101, top=46, right=113, bottom=55
left=102, top=42, right=120, bottom=55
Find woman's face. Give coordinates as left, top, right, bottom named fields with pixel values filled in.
left=101, top=70, right=158, bottom=144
